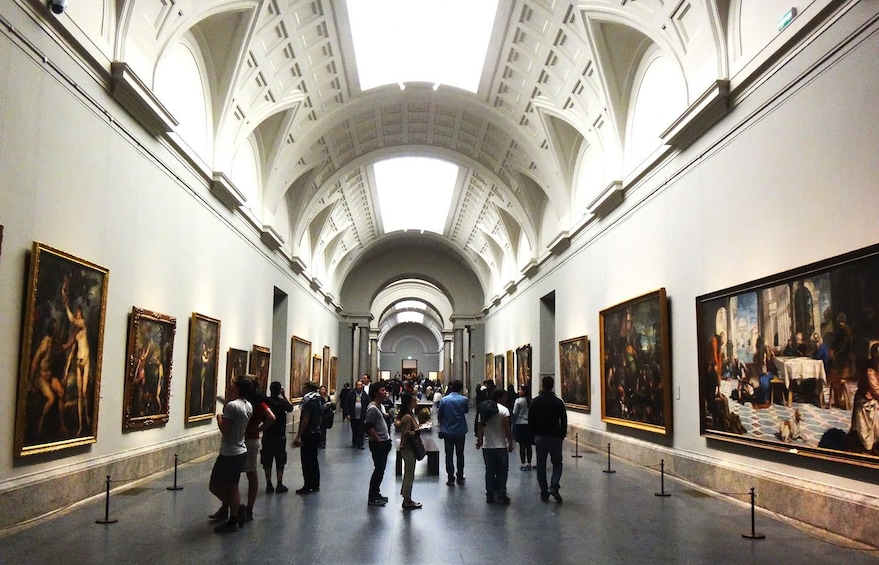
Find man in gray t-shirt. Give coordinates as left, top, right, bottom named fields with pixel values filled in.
left=209, top=377, right=253, bottom=533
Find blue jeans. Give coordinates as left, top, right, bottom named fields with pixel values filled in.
left=443, top=435, right=465, bottom=479
left=534, top=436, right=563, bottom=494
left=482, top=448, right=509, bottom=496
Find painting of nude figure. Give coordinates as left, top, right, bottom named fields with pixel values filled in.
left=185, top=313, right=221, bottom=423
left=14, top=242, right=109, bottom=457
left=123, top=308, right=176, bottom=431
left=698, top=243, right=879, bottom=470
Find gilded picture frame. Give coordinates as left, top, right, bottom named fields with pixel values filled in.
left=290, top=336, right=311, bottom=401
left=123, top=308, right=176, bottom=431
left=494, top=354, right=505, bottom=387
left=516, top=344, right=532, bottom=389
left=185, top=313, right=221, bottom=423
left=505, top=350, right=514, bottom=390
left=599, top=288, right=672, bottom=434
left=225, top=348, right=248, bottom=393
left=697, top=243, right=879, bottom=469
left=14, top=242, right=109, bottom=457
left=329, top=356, right=338, bottom=395
left=559, top=336, right=590, bottom=412
left=485, top=353, right=493, bottom=382
left=249, top=345, right=270, bottom=393
left=312, top=355, right=322, bottom=383
left=322, top=345, right=330, bottom=385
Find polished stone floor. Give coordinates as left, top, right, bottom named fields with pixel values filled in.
left=1, top=414, right=877, bottom=565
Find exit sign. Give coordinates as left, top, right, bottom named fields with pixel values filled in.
left=778, top=7, right=798, bottom=31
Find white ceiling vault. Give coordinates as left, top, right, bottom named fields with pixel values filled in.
left=44, top=0, right=805, bottom=322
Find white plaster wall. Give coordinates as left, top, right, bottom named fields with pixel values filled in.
left=0, top=20, right=337, bottom=489
left=485, top=5, right=879, bottom=498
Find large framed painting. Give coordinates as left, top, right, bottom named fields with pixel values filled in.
left=560, top=336, right=590, bottom=412
left=249, top=345, right=270, bottom=393
left=516, top=344, right=532, bottom=389
left=312, top=355, right=322, bottom=383
left=505, top=350, right=514, bottom=390
left=329, top=356, right=338, bottom=394
left=123, top=308, right=176, bottom=430
left=225, top=348, right=248, bottom=393
left=290, top=336, right=311, bottom=401
left=322, top=345, right=330, bottom=384
left=14, top=242, right=109, bottom=457
left=494, top=354, right=505, bottom=387
left=185, top=313, right=221, bottom=423
left=600, top=288, right=672, bottom=434
left=485, top=353, right=493, bottom=382
left=698, top=243, right=879, bottom=469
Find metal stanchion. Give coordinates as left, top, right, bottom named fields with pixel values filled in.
left=167, top=454, right=184, bottom=491
left=654, top=459, right=671, bottom=497
left=602, top=442, right=616, bottom=474
left=95, top=475, right=118, bottom=524
left=571, top=433, right=583, bottom=458
left=742, top=487, right=766, bottom=539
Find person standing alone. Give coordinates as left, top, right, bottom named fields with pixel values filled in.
left=293, top=381, right=322, bottom=494
left=529, top=376, right=566, bottom=502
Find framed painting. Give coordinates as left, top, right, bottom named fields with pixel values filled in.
left=225, top=348, right=248, bottom=393
left=559, top=336, right=590, bottom=412
left=290, top=336, right=311, bottom=401
left=485, top=353, right=493, bottom=382
left=698, top=243, right=879, bottom=469
left=322, top=345, right=330, bottom=385
left=249, top=345, right=270, bottom=393
left=312, top=355, right=322, bottom=383
left=123, top=308, right=176, bottom=430
left=185, top=313, right=221, bottom=423
left=494, top=354, right=505, bottom=387
left=599, top=288, right=672, bottom=434
left=506, top=350, right=514, bottom=390
left=14, top=242, right=109, bottom=457
left=516, top=344, right=532, bottom=389
left=329, top=356, right=338, bottom=395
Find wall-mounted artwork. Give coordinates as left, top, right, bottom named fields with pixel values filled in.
left=226, top=348, right=248, bottom=393
left=559, top=336, right=590, bottom=412
left=185, top=313, right=221, bottom=423
left=600, top=288, right=672, bottom=435
left=494, top=354, right=505, bottom=387
left=504, top=351, right=513, bottom=390
left=516, top=344, right=532, bottom=389
left=698, top=243, right=879, bottom=469
left=329, top=356, right=338, bottom=394
left=249, top=345, right=270, bottom=393
left=123, top=308, right=176, bottom=430
left=290, top=336, right=311, bottom=401
left=485, top=353, right=493, bottom=382
left=322, top=345, right=330, bottom=384
left=312, top=355, right=322, bottom=383
left=14, top=243, right=109, bottom=457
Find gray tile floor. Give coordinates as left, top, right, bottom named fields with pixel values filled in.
left=1, top=414, right=877, bottom=565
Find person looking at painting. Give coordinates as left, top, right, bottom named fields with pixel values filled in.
left=529, top=376, right=566, bottom=503
left=209, top=376, right=253, bottom=533
left=476, top=388, right=514, bottom=504
left=512, top=384, right=533, bottom=470
left=293, top=381, right=322, bottom=494
left=30, top=318, right=67, bottom=437
left=262, top=381, right=294, bottom=493
left=242, top=376, right=275, bottom=522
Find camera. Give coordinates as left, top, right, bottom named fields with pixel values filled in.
left=48, top=0, right=68, bottom=15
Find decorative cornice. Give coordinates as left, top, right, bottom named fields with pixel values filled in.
left=110, top=62, right=178, bottom=136
left=210, top=172, right=246, bottom=211
left=661, top=80, right=730, bottom=150
left=588, top=180, right=624, bottom=218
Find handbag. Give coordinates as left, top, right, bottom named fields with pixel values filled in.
left=409, top=430, right=426, bottom=461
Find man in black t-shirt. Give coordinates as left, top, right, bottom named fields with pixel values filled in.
left=261, top=381, right=293, bottom=493
left=293, top=381, right=322, bottom=494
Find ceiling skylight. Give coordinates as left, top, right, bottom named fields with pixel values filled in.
left=347, top=0, right=498, bottom=92
left=375, top=157, right=457, bottom=234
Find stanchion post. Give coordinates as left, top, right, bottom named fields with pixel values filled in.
left=571, top=432, right=583, bottom=458
left=602, top=442, right=616, bottom=474
left=741, top=487, right=766, bottom=540
left=95, top=475, right=118, bottom=524
left=654, top=459, right=671, bottom=497
left=167, top=454, right=184, bottom=491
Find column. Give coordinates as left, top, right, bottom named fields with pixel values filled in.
left=453, top=326, right=465, bottom=383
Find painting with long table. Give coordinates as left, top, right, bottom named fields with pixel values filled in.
left=14, top=243, right=109, bottom=456
left=697, top=243, right=879, bottom=469
left=600, top=288, right=672, bottom=434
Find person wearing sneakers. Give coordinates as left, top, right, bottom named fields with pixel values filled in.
left=512, top=384, right=533, bottom=471
left=209, top=376, right=253, bottom=533
left=436, top=379, right=469, bottom=486
left=476, top=388, right=514, bottom=504
left=242, top=376, right=275, bottom=522
left=529, top=376, right=567, bottom=503
left=262, top=381, right=294, bottom=494
left=364, top=382, right=392, bottom=507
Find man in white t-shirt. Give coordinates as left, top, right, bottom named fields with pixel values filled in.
left=209, top=377, right=254, bottom=533
left=475, top=388, right=514, bottom=504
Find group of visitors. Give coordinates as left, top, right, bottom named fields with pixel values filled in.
left=207, top=373, right=568, bottom=532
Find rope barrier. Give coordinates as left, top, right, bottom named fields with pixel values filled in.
left=95, top=476, right=118, bottom=525
left=571, top=433, right=584, bottom=458
left=602, top=443, right=616, bottom=474
left=167, top=454, right=184, bottom=491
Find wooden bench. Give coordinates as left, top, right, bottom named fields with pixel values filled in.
left=395, top=437, right=440, bottom=476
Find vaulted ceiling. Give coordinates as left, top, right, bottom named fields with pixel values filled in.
left=46, top=0, right=800, bottom=322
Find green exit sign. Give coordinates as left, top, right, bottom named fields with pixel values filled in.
left=778, top=7, right=798, bottom=31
